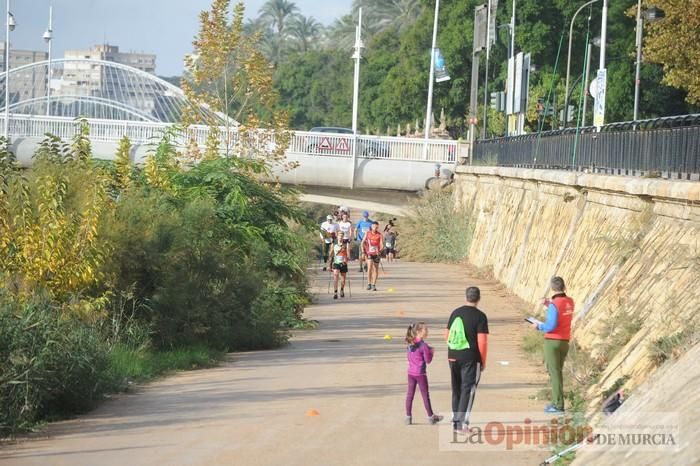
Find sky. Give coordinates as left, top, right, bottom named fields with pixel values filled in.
left=11, top=0, right=352, bottom=76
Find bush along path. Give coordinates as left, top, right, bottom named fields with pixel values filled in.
left=1, top=261, right=550, bottom=466
left=0, top=123, right=313, bottom=437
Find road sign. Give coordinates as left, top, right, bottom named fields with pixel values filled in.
left=318, top=137, right=333, bottom=150
left=335, top=138, right=350, bottom=152
left=473, top=4, right=488, bottom=53
left=434, top=48, right=451, bottom=83
left=594, top=68, right=607, bottom=129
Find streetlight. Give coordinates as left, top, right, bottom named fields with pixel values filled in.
left=350, top=7, right=363, bottom=188
left=4, top=0, right=15, bottom=141
left=564, top=0, right=600, bottom=128
left=423, top=0, right=440, bottom=149
left=581, top=36, right=599, bottom=127
left=43, top=6, right=53, bottom=117
left=633, top=2, right=663, bottom=121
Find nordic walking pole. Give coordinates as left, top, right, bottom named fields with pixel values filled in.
left=540, top=435, right=599, bottom=465
left=346, top=268, right=352, bottom=298
left=327, top=263, right=332, bottom=295
left=361, top=252, right=365, bottom=289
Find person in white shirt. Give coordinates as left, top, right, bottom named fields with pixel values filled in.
left=320, top=214, right=339, bottom=271
left=337, top=211, right=353, bottom=258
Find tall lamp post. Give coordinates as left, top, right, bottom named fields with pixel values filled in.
left=43, top=6, right=53, bottom=116
left=3, top=0, right=15, bottom=141
left=564, top=0, right=599, bottom=128
left=350, top=7, right=363, bottom=188
left=633, top=3, right=662, bottom=122
left=423, top=0, right=440, bottom=146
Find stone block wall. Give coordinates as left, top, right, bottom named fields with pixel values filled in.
left=454, top=166, right=700, bottom=404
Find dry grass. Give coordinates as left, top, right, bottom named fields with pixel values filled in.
left=399, top=188, right=474, bottom=263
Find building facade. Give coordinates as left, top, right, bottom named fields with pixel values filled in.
left=0, top=42, right=48, bottom=105
left=57, top=44, right=158, bottom=119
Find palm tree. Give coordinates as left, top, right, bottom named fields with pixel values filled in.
left=328, top=0, right=424, bottom=49
left=259, top=0, right=299, bottom=37
left=327, top=12, right=381, bottom=51
left=363, top=0, right=423, bottom=33
left=259, top=0, right=300, bottom=64
left=289, top=15, right=322, bottom=52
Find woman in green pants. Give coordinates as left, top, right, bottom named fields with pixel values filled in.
left=531, top=277, right=574, bottom=415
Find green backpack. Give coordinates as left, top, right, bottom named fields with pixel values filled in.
left=447, top=316, right=470, bottom=350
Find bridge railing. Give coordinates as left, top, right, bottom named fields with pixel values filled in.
left=289, top=131, right=464, bottom=162
left=472, top=114, right=700, bottom=179
left=6, top=114, right=466, bottom=164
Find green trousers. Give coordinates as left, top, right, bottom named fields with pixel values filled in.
left=543, top=338, right=569, bottom=410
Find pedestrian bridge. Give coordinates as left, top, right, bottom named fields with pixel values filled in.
left=7, top=114, right=467, bottom=191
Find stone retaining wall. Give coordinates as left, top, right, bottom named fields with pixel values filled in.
left=454, top=166, right=700, bottom=405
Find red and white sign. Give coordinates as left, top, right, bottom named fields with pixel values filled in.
left=335, top=138, right=350, bottom=152
left=318, top=137, right=333, bottom=150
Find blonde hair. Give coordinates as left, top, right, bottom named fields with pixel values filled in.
left=405, top=322, right=427, bottom=346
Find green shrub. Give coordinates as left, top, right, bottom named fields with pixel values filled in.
left=0, top=299, right=111, bottom=436
left=399, top=188, right=473, bottom=263
left=101, top=158, right=312, bottom=351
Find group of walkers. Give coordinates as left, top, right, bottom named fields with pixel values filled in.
left=320, top=206, right=574, bottom=430
left=319, top=208, right=399, bottom=299
left=404, top=277, right=574, bottom=432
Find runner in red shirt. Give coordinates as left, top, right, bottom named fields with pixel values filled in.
left=361, top=221, right=384, bottom=291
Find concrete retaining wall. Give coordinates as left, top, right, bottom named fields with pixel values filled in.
left=454, top=166, right=700, bottom=403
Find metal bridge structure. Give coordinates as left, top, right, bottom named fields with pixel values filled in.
left=1, top=58, right=462, bottom=192
left=0, top=58, right=228, bottom=123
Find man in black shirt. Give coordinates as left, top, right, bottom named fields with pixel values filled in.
left=445, top=286, right=489, bottom=433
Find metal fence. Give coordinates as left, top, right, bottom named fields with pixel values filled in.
left=6, top=114, right=467, bottom=163
left=472, top=114, right=700, bottom=180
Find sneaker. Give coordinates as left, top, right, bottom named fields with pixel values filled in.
left=333, top=292, right=338, bottom=300
left=428, top=414, right=443, bottom=425
left=404, top=416, right=412, bottom=425
left=453, top=421, right=466, bottom=433
left=367, top=284, right=372, bottom=290
left=340, top=289, right=345, bottom=298
left=544, top=405, right=565, bottom=414
left=372, top=285, right=377, bottom=291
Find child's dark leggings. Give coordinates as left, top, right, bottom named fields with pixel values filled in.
left=406, top=374, right=434, bottom=417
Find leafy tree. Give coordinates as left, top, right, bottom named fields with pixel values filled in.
left=182, top=0, right=290, bottom=165
left=114, top=135, right=133, bottom=191
left=644, top=0, right=700, bottom=105
left=274, top=50, right=353, bottom=129
left=273, top=0, right=694, bottom=137
left=1, top=130, right=110, bottom=309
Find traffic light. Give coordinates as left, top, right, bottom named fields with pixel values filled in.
left=490, top=91, right=505, bottom=112
left=559, top=105, right=575, bottom=123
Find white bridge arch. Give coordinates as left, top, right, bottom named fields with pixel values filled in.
left=0, top=58, right=231, bottom=124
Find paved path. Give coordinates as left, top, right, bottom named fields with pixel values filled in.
left=1, top=262, right=549, bottom=465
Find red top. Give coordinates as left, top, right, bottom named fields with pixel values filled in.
left=365, top=231, right=382, bottom=256
left=545, top=296, right=575, bottom=341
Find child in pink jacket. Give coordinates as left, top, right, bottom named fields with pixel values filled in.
left=405, top=322, right=443, bottom=425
